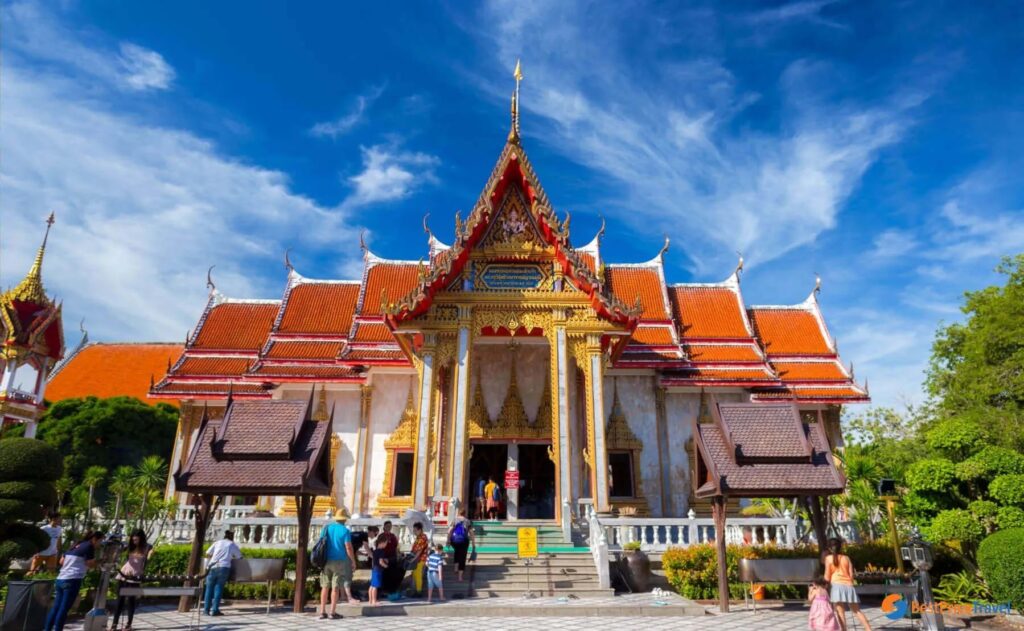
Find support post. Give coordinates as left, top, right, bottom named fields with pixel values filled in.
left=805, top=495, right=829, bottom=560
left=179, top=493, right=215, bottom=612
left=351, top=385, right=373, bottom=515
left=294, top=494, right=314, bottom=613
left=712, top=495, right=729, bottom=613
left=885, top=498, right=905, bottom=574
left=449, top=324, right=472, bottom=505
left=413, top=342, right=436, bottom=509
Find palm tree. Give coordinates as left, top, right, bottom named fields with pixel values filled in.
left=134, top=456, right=167, bottom=531
left=109, top=465, right=135, bottom=527
left=82, top=466, right=107, bottom=528
left=55, top=476, right=73, bottom=512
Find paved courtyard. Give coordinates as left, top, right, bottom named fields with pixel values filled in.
left=63, top=598, right=966, bottom=630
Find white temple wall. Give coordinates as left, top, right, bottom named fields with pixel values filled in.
left=473, top=343, right=549, bottom=423
left=603, top=374, right=662, bottom=515
left=365, top=373, right=417, bottom=510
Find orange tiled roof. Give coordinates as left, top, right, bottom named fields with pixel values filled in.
left=278, top=282, right=359, bottom=335
left=629, top=326, right=675, bottom=346
left=661, top=366, right=776, bottom=384
left=343, top=348, right=408, bottom=362
left=684, top=344, right=762, bottom=362
left=154, top=382, right=270, bottom=397
left=176, top=356, right=252, bottom=377
left=753, top=386, right=868, bottom=401
left=606, top=266, right=669, bottom=320
left=772, top=360, right=848, bottom=382
left=265, top=340, right=343, bottom=360
left=671, top=286, right=751, bottom=340
left=351, top=322, right=395, bottom=343
left=363, top=263, right=420, bottom=316
left=193, top=302, right=279, bottom=351
left=748, top=308, right=833, bottom=356
left=47, top=343, right=183, bottom=405
left=251, top=364, right=362, bottom=379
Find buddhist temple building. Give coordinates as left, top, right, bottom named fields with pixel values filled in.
left=1, top=214, right=65, bottom=437
left=153, top=79, right=868, bottom=522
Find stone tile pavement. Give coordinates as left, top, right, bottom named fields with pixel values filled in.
left=63, top=598, right=967, bottom=630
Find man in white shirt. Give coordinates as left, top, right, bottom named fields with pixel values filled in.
left=203, top=530, right=242, bottom=616
left=30, top=515, right=62, bottom=574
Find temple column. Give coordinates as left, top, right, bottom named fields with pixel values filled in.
left=412, top=335, right=436, bottom=509
left=351, top=385, right=373, bottom=516
left=551, top=315, right=572, bottom=524
left=655, top=385, right=672, bottom=516
left=574, top=333, right=610, bottom=513
left=449, top=315, right=472, bottom=506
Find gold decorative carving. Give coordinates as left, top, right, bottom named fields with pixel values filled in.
left=473, top=308, right=552, bottom=336
left=313, top=384, right=328, bottom=422
left=465, top=349, right=551, bottom=441
left=466, top=371, right=489, bottom=440
left=478, top=187, right=551, bottom=256
left=606, top=381, right=643, bottom=451
left=433, top=334, right=457, bottom=369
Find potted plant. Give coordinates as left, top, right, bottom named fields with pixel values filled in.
left=620, top=540, right=652, bottom=592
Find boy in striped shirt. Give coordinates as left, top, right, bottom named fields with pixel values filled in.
left=426, top=543, right=445, bottom=602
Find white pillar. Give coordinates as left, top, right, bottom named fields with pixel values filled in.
left=351, top=385, right=373, bottom=516
left=555, top=327, right=572, bottom=515
left=413, top=351, right=435, bottom=509
left=506, top=443, right=519, bottom=520
left=450, top=326, right=471, bottom=504
left=591, top=353, right=610, bottom=512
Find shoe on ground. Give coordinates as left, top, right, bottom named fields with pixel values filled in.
left=331, top=613, right=343, bottom=619
left=319, top=613, right=328, bottom=619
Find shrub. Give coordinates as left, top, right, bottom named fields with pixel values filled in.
left=147, top=544, right=298, bottom=576
left=997, top=506, right=1024, bottom=530
left=0, top=438, right=61, bottom=569
left=906, top=458, right=957, bottom=493
left=0, top=438, right=63, bottom=482
left=932, top=570, right=991, bottom=604
left=927, top=510, right=985, bottom=546
left=977, top=528, right=1024, bottom=612
left=968, top=500, right=1000, bottom=533
left=925, top=418, right=987, bottom=458
left=959, top=446, right=1024, bottom=481
left=662, top=544, right=759, bottom=600
left=622, top=541, right=642, bottom=552
left=989, top=474, right=1024, bottom=507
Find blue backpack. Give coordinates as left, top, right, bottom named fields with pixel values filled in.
left=451, top=521, right=468, bottom=544
left=491, top=484, right=502, bottom=501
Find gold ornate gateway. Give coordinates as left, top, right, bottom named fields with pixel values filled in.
left=375, top=380, right=418, bottom=514
left=466, top=349, right=552, bottom=441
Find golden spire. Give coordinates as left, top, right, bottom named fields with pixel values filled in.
left=508, top=59, right=523, bottom=144
left=10, top=212, right=55, bottom=304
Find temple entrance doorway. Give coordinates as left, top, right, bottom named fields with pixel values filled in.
left=516, top=443, right=555, bottom=519
left=467, top=443, right=508, bottom=520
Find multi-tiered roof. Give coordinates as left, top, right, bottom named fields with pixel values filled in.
left=152, top=133, right=866, bottom=405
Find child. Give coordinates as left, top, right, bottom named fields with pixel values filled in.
left=369, top=535, right=389, bottom=607
left=426, top=543, right=445, bottom=602
left=808, top=577, right=841, bottom=631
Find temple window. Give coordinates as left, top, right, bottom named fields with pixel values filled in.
left=391, top=451, right=415, bottom=497
left=608, top=450, right=635, bottom=498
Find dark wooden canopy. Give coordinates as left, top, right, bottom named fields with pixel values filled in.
left=173, top=391, right=332, bottom=613
left=691, top=401, right=846, bottom=612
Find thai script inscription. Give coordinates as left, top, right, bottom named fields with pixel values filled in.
left=480, top=264, right=545, bottom=290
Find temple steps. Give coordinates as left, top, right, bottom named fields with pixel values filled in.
left=442, top=553, right=613, bottom=599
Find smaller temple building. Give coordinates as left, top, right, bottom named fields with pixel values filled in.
left=1, top=214, right=64, bottom=438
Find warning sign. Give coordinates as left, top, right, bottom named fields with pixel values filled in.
left=505, top=469, right=519, bottom=488
left=517, top=527, right=538, bottom=558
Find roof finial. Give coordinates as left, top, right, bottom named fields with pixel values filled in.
left=735, top=251, right=744, bottom=277
left=10, top=212, right=56, bottom=304
left=814, top=273, right=822, bottom=295
left=423, top=212, right=433, bottom=240
left=284, top=248, right=293, bottom=272
left=508, top=59, right=523, bottom=144
left=359, top=229, right=368, bottom=255
left=206, top=265, right=216, bottom=293
left=659, top=234, right=671, bottom=258
left=596, top=215, right=606, bottom=242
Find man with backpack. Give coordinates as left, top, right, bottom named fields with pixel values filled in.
left=316, top=510, right=358, bottom=619
left=484, top=476, right=501, bottom=520
left=446, top=510, right=476, bottom=581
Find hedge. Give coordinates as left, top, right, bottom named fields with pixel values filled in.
left=977, top=528, right=1024, bottom=612
left=0, top=438, right=63, bottom=482
left=989, top=475, right=1024, bottom=507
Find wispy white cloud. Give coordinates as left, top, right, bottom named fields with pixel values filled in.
left=473, top=0, right=918, bottom=274
left=310, top=85, right=386, bottom=139
left=869, top=228, right=919, bottom=261
left=342, top=144, right=440, bottom=209
left=118, top=43, right=175, bottom=91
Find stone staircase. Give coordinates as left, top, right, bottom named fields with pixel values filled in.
left=442, top=521, right=613, bottom=598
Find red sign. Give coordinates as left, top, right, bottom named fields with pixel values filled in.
left=505, top=470, right=519, bottom=488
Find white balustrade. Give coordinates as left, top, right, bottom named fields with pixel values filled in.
left=597, top=515, right=799, bottom=552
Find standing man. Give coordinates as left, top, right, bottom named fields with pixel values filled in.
left=318, top=510, right=358, bottom=619
left=474, top=476, right=486, bottom=520
left=29, top=514, right=62, bottom=575
left=379, top=521, right=401, bottom=594
left=484, top=476, right=500, bottom=521
left=203, top=530, right=242, bottom=617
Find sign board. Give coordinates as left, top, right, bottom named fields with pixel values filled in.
left=505, top=469, right=520, bottom=488
left=479, top=263, right=545, bottom=290
left=517, top=527, right=538, bottom=559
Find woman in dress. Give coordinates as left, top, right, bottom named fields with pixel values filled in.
left=824, top=538, right=872, bottom=631
left=111, top=530, right=153, bottom=630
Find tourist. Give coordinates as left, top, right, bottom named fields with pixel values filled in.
left=317, top=510, right=358, bottom=620
left=369, top=535, right=390, bottom=607
left=446, top=510, right=476, bottom=581
left=485, top=476, right=500, bottom=520
left=203, top=530, right=242, bottom=617
left=44, top=530, right=103, bottom=631
left=807, top=577, right=840, bottom=631
left=351, top=525, right=379, bottom=568
left=426, top=543, right=445, bottom=602
left=111, top=529, right=153, bottom=631
left=409, top=522, right=429, bottom=597
left=824, top=539, right=872, bottom=631
left=474, top=476, right=486, bottom=520
left=379, top=520, right=402, bottom=593
left=29, top=514, right=62, bottom=575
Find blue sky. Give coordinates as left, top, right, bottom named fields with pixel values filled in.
left=2, top=0, right=1022, bottom=410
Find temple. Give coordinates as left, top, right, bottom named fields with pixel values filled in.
left=153, top=73, right=867, bottom=522
left=1, top=214, right=65, bottom=438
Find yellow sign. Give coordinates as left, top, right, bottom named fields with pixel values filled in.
left=517, top=527, right=538, bottom=558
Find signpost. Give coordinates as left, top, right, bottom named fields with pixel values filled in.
left=517, top=526, right=538, bottom=599
left=505, top=469, right=520, bottom=488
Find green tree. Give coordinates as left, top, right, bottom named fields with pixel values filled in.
left=134, top=455, right=168, bottom=531
left=30, top=396, right=177, bottom=503
left=927, top=255, right=1024, bottom=450
left=108, top=465, right=135, bottom=525
left=82, top=465, right=107, bottom=527
left=0, top=438, right=62, bottom=569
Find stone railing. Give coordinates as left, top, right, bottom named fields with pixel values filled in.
left=157, top=514, right=428, bottom=549
left=585, top=506, right=611, bottom=589
left=174, top=504, right=260, bottom=523
left=597, top=510, right=799, bottom=553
